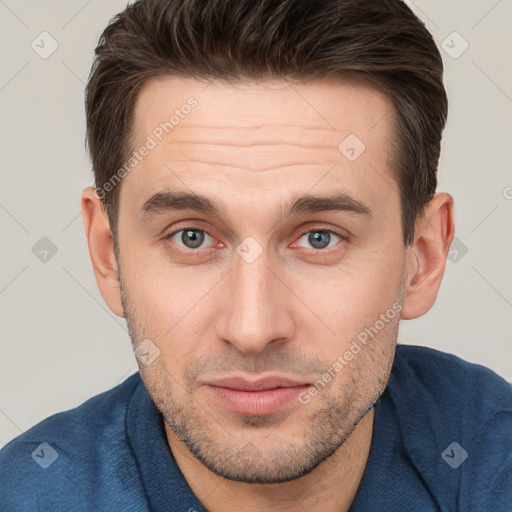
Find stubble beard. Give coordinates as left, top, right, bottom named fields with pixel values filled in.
left=119, top=274, right=398, bottom=483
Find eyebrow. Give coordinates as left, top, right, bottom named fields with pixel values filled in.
left=140, top=190, right=372, bottom=219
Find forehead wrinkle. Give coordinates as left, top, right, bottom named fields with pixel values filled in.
left=165, top=150, right=345, bottom=173
left=164, top=139, right=337, bottom=150
left=141, top=122, right=350, bottom=151
left=152, top=125, right=352, bottom=173
left=166, top=160, right=336, bottom=174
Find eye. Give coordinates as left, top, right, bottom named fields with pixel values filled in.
left=296, top=230, right=342, bottom=250
left=167, top=228, right=215, bottom=250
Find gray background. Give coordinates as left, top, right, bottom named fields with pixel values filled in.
left=1, top=0, right=511, bottom=448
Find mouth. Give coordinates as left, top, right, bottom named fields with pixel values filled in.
left=200, top=376, right=311, bottom=416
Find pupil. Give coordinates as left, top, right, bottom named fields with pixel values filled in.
left=183, top=230, right=204, bottom=249
left=309, top=231, right=330, bottom=249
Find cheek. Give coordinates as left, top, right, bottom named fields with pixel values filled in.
left=121, top=243, right=217, bottom=322
left=121, top=260, right=223, bottom=374
left=326, top=312, right=399, bottom=405
left=282, top=246, right=404, bottom=343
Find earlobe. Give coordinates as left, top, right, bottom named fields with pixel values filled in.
left=401, top=193, right=455, bottom=320
left=81, top=187, right=124, bottom=318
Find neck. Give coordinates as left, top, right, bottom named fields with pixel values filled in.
left=165, top=408, right=374, bottom=512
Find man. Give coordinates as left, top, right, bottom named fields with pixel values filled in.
left=1, top=0, right=511, bottom=510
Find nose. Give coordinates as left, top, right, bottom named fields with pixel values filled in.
left=215, top=249, right=296, bottom=355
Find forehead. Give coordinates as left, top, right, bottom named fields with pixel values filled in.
left=132, top=75, right=394, bottom=146
left=122, top=76, right=398, bottom=221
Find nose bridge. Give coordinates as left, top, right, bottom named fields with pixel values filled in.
left=234, top=250, right=272, bottom=322
left=216, top=246, right=294, bottom=354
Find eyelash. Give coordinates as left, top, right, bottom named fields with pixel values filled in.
left=164, top=226, right=346, bottom=254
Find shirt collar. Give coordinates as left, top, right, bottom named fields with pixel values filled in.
left=126, top=376, right=207, bottom=511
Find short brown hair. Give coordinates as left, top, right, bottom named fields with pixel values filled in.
left=85, top=0, right=448, bottom=246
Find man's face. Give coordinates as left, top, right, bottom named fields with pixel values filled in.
left=117, top=76, right=406, bottom=483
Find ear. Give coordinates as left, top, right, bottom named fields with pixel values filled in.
left=401, top=192, right=455, bottom=320
left=81, top=187, right=124, bottom=318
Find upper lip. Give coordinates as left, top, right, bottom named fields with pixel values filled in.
left=201, top=376, right=310, bottom=392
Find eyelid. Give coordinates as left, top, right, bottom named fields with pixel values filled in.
left=295, top=226, right=346, bottom=239
left=293, top=223, right=349, bottom=242
left=163, top=219, right=218, bottom=241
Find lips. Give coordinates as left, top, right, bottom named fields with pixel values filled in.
left=201, top=376, right=310, bottom=416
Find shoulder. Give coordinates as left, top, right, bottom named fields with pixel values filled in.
left=387, top=345, right=512, bottom=511
left=391, top=344, right=512, bottom=412
left=0, top=373, right=144, bottom=511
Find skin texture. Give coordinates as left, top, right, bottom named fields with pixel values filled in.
left=82, top=76, right=454, bottom=511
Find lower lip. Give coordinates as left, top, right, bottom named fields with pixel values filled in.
left=206, top=385, right=310, bottom=416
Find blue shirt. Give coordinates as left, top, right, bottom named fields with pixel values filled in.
left=1, top=345, right=511, bottom=511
